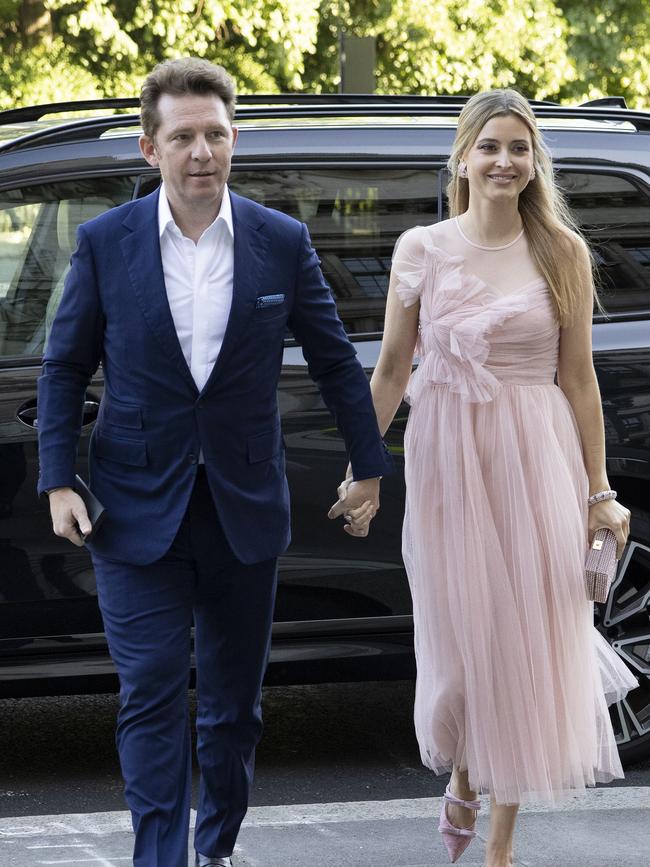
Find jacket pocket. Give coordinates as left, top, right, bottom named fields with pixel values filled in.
left=94, top=431, right=148, bottom=466
left=247, top=426, right=282, bottom=464
left=251, top=305, right=287, bottom=323
left=103, top=399, right=143, bottom=430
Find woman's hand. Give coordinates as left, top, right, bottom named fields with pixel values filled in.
left=328, top=471, right=379, bottom=537
left=588, top=499, right=631, bottom=559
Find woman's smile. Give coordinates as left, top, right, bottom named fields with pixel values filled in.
left=486, top=173, right=518, bottom=184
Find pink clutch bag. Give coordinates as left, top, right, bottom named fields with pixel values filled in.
left=585, top=528, right=617, bottom=603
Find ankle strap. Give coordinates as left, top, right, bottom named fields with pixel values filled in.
left=443, top=785, right=481, bottom=810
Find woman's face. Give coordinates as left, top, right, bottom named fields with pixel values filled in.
left=462, top=114, right=535, bottom=204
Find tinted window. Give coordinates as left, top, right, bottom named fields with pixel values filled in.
left=558, top=171, right=650, bottom=314
left=0, top=177, right=135, bottom=360
left=229, top=168, right=439, bottom=334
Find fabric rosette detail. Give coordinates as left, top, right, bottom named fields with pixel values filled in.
left=392, top=262, right=428, bottom=308
left=393, top=239, right=530, bottom=404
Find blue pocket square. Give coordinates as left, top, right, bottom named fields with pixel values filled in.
left=256, top=294, right=285, bottom=308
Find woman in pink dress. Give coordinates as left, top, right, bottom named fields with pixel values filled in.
left=340, top=90, right=638, bottom=866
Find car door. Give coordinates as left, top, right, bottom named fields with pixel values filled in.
left=0, top=176, right=135, bottom=677
left=555, top=167, right=650, bottom=758
left=229, top=164, right=442, bottom=633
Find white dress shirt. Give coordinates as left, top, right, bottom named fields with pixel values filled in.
left=158, top=182, right=234, bottom=393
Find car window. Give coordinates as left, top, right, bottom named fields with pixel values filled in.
left=229, top=168, right=439, bottom=334
left=558, top=171, right=650, bottom=315
left=0, top=176, right=136, bottom=361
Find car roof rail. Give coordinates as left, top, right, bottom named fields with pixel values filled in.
left=233, top=95, right=650, bottom=132
left=0, top=93, right=559, bottom=125
left=580, top=96, right=628, bottom=109
left=238, top=93, right=563, bottom=107
left=535, top=105, right=649, bottom=131
left=0, top=92, right=644, bottom=125
left=0, top=114, right=143, bottom=154
left=0, top=97, right=140, bottom=125
left=1, top=95, right=649, bottom=155
left=235, top=98, right=650, bottom=135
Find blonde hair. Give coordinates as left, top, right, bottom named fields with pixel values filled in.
left=446, top=89, right=600, bottom=325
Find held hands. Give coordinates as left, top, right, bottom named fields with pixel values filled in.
left=328, top=468, right=380, bottom=537
left=588, top=499, right=631, bottom=560
left=48, top=487, right=92, bottom=547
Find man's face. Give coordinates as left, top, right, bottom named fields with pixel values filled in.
left=139, top=92, right=238, bottom=214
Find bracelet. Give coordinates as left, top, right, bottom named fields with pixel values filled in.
left=588, top=489, right=617, bottom=507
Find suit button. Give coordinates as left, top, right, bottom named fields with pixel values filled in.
left=188, top=453, right=198, bottom=464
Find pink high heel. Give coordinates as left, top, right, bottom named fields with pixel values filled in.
left=438, top=783, right=481, bottom=863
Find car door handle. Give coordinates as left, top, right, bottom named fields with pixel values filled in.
left=16, top=400, right=38, bottom=427
left=16, top=397, right=101, bottom=429
left=80, top=399, right=100, bottom=426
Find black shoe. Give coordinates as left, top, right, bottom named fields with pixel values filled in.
left=195, top=854, right=232, bottom=867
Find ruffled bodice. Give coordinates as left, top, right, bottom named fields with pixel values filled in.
left=393, top=225, right=558, bottom=404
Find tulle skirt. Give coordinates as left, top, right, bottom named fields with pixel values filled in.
left=403, top=381, right=637, bottom=805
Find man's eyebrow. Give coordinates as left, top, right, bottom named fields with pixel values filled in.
left=166, top=123, right=228, bottom=136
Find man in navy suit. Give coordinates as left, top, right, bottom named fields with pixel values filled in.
left=37, top=59, right=390, bottom=867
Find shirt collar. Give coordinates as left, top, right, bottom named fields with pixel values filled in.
left=157, top=182, right=234, bottom=240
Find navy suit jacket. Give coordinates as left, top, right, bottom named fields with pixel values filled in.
left=37, top=189, right=391, bottom=565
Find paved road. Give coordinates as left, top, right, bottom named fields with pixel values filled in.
left=2, top=790, right=649, bottom=867
left=1, top=681, right=649, bottom=816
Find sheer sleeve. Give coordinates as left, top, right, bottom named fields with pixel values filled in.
left=391, top=226, right=431, bottom=308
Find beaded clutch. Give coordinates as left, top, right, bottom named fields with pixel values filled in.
left=585, top=528, right=617, bottom=603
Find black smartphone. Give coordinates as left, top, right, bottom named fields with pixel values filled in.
left=74, top=474, right=106, bottom=541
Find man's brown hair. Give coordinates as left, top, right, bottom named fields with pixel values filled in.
left=140, top=57, right=237, bottom=139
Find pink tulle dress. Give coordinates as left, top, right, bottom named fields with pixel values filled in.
left=393, top=217, right=637, bottom=805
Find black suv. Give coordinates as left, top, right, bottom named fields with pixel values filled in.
left=0, top=95, right=648, bottom=766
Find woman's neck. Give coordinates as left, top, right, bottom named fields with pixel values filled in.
left=458, top=202, right=523, bottom=247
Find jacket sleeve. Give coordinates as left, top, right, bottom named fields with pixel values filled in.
left=287, top=223, right=392, bottom=480
left=36, top=225, right=104, bottom=495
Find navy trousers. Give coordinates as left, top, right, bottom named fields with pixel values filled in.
left=93, top=468, right=278, bottom=866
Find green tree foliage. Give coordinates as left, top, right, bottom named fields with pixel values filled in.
left=0, top=0, right=648, bottom=110
left=559, top=0, right=650, bottom=108
left=303, top=0, right=576, bottom=99
left=0, top=0, right=321, bottom=106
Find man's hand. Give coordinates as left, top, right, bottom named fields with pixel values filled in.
left=328, top=476, right=380, bottom=537
left=48, top=487, right=92, bottom=546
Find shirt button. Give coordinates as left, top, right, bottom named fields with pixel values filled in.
left=188, top=453, right=198, bottom=464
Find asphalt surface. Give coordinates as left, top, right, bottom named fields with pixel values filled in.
left=1, top=682, right=443, bottom=816
left=1, top=682, right=649, bottom=865
left=2, top=682, right=650, bottom=817
left=1, top=791, right=648, bottom=866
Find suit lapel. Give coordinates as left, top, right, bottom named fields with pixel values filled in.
left=200, top=192, right=269, bottom=396
left=120, top=190, right=197, bottom=394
